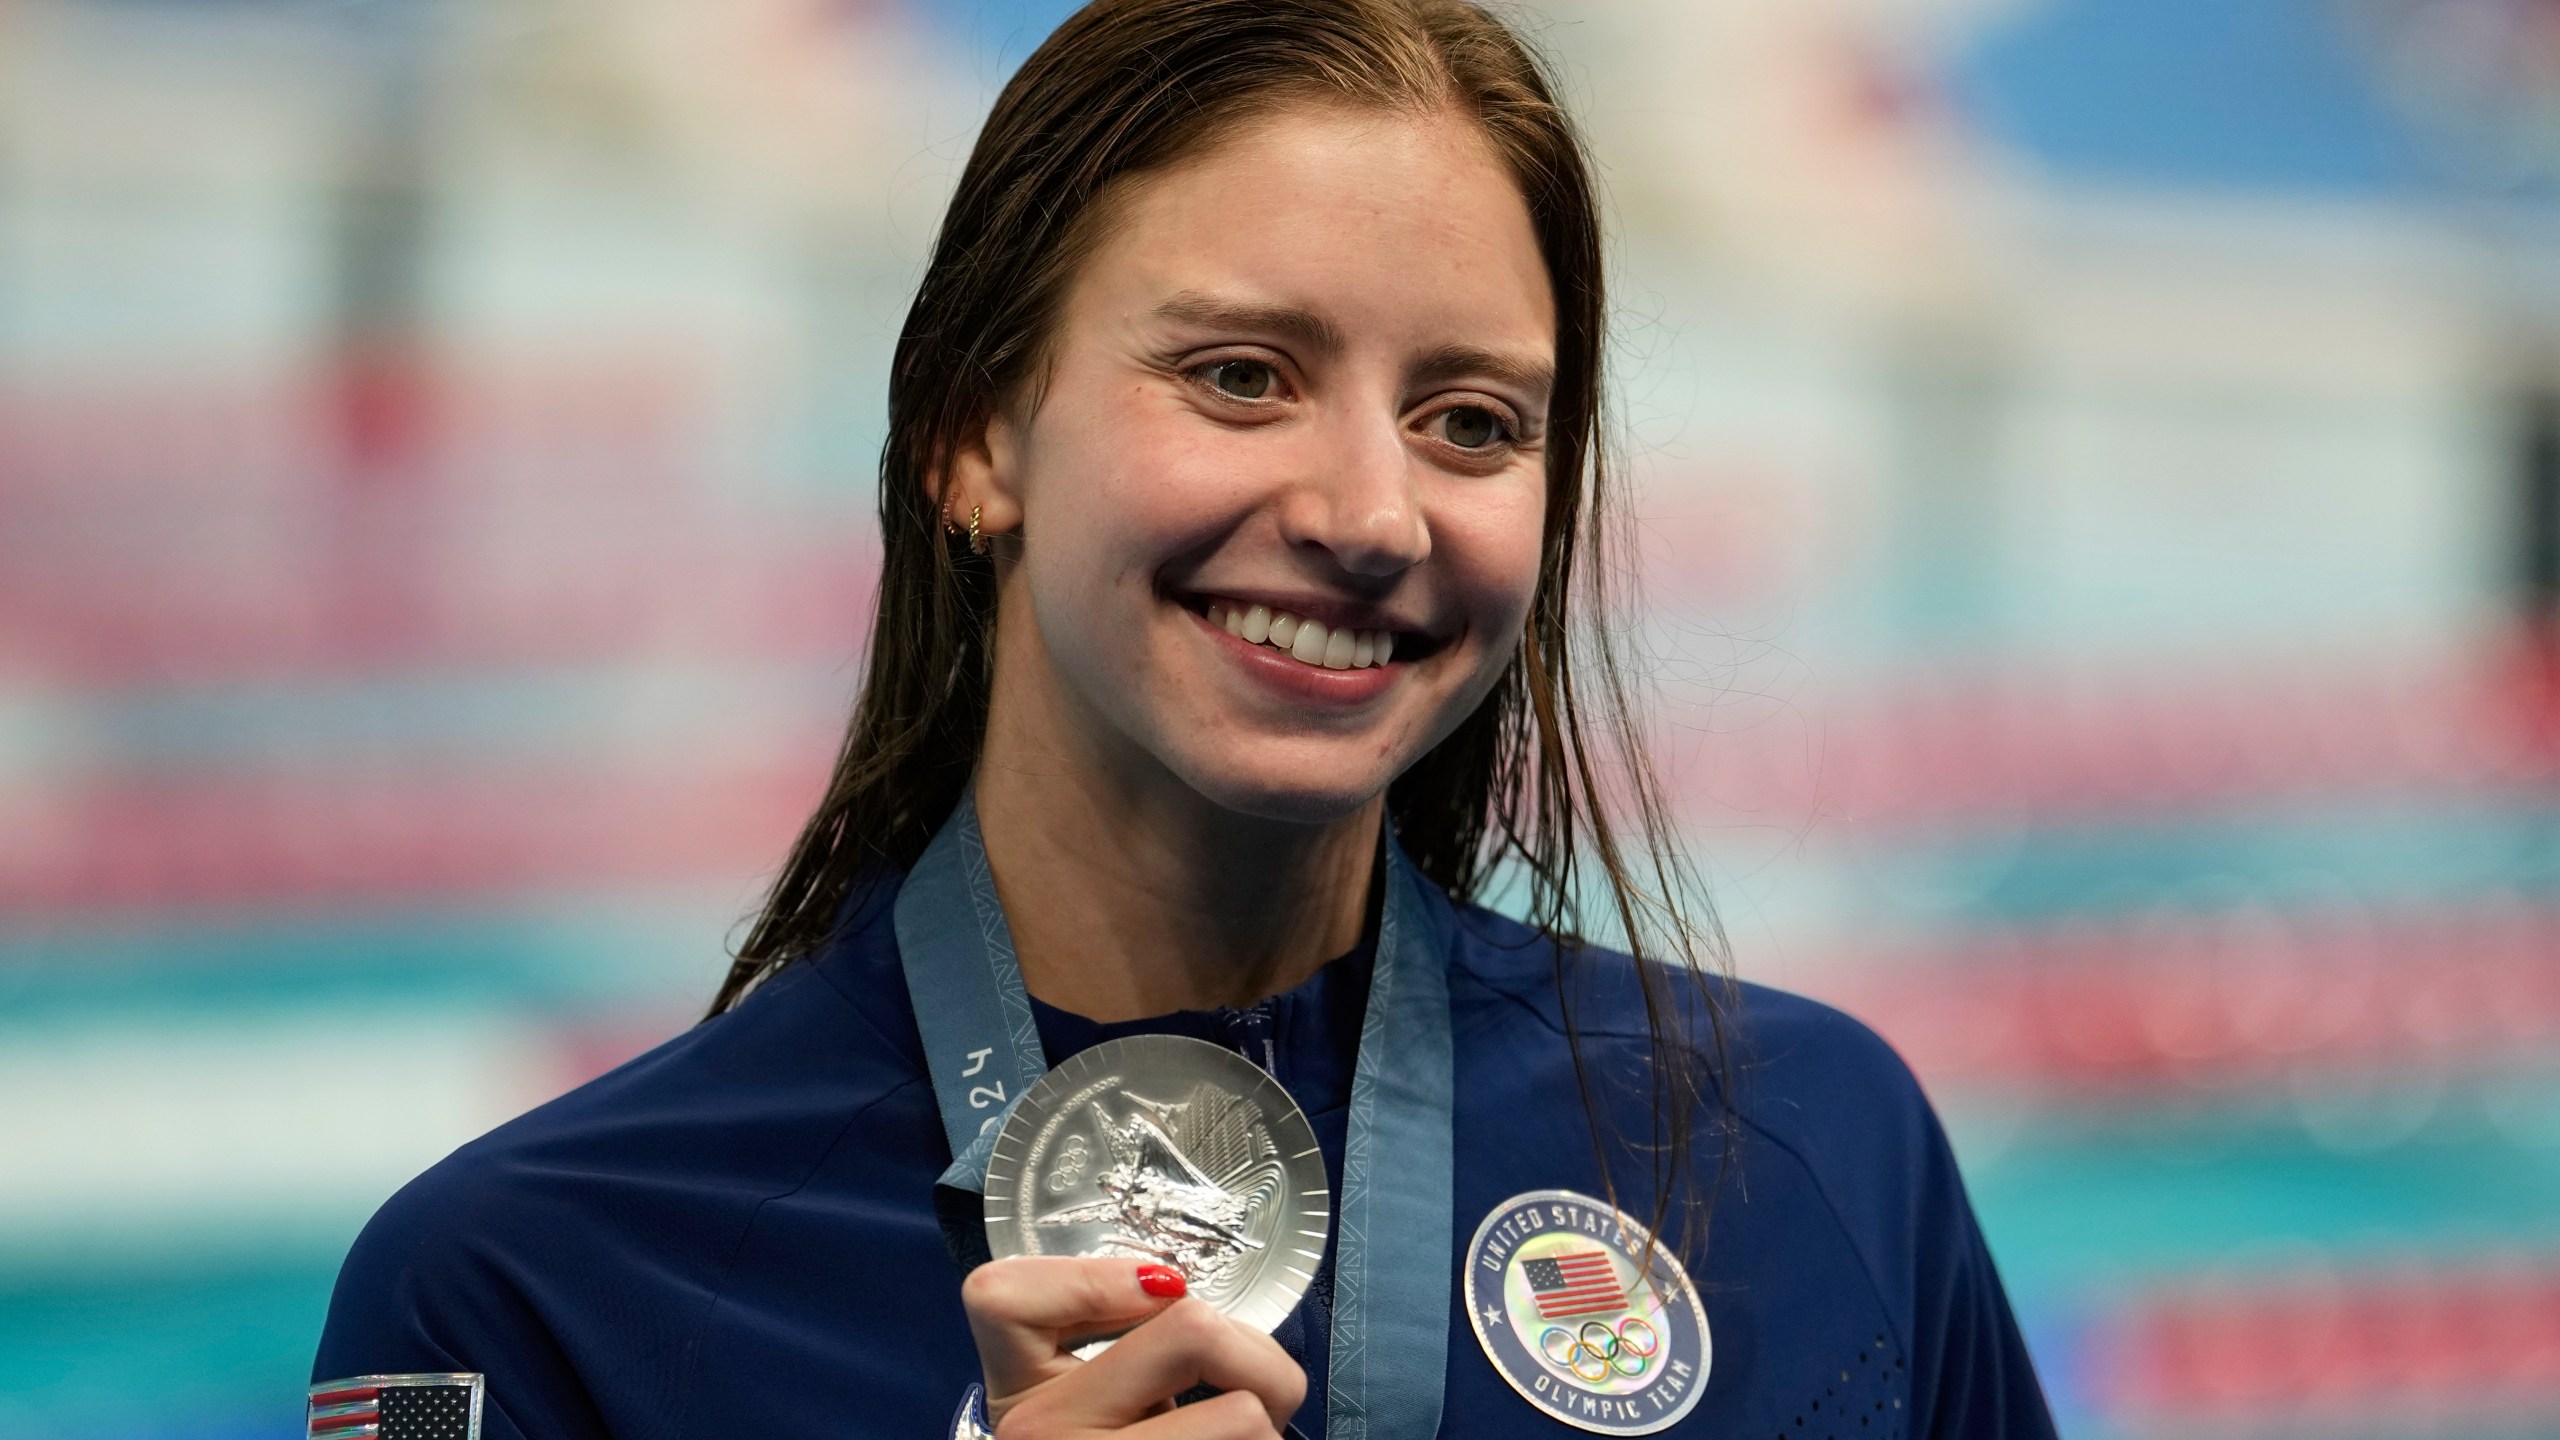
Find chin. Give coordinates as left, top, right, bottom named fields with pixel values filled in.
left=1169, top=751, right=1394, bottom=828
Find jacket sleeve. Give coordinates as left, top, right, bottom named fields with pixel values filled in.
left=1906, top=1105, right=2059, bottom=1440
left=310, top=1156, right=611, bottom=1440
left=1738, top=989, right=2061, bottom=1439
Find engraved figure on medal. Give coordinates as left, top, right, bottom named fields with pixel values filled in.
left=984, top=1034, right=1329, bottom=1337
left=1031, top=1082, right=1284, bottom=1298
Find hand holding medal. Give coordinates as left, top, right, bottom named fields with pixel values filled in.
left=961, top=1035, right=1331, bottom=1434
left=960, top=1256, right=1305, bottom=1436
left=903, top=798, right=1450, bottom=1440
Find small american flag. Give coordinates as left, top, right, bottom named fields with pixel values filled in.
left=307, top=1374, right=483, bottom=1440
left=1522, top=1250, right=1626, bottom=1319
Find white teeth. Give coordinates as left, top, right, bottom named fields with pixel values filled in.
left=1207, top=602, right=1397, bottom=670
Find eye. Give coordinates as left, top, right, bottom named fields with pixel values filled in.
left=1438, top=405, right=1509, bottom=450
left=1207, top=359, right=1277, bottom=400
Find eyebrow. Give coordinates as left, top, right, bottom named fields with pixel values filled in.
left=1409, top=343, right=1554, bottom=407
left=1151, top=292, right=1344, bottom=356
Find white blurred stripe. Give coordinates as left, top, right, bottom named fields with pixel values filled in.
left=0, top=1011, right=561, bottom=1242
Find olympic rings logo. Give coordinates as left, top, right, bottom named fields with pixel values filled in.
left=1539, top=1315, right=1660, bottom=1383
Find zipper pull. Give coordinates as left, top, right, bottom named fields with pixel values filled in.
left=1225, top=999, right=1279, bottom=1077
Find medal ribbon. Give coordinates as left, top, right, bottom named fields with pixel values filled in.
left=896, top=790, right=1454, bottom=1440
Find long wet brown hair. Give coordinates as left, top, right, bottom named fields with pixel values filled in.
left=713, top=0, right=1734, bottom=1239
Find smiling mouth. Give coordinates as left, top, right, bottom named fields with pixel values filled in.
left=1189, top=597, right=1424, bottom=671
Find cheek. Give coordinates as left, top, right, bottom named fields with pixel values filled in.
left=1438, top=482, right=1548, bottom=641
left=1020, top=382, right=1244, bottom=573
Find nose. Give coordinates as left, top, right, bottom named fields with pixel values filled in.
left=1275, top=410, right=1430, bottom=577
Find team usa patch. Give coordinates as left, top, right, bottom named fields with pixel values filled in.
left=306, top=1373, right=484, bottom=1440
left=1465, top=1190, right=1711, bottom=1435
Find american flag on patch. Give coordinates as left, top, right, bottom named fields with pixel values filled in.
left=1522, top=1250, right=1626, bottom=1319
left=307, top=1373, right=483, bottom=1440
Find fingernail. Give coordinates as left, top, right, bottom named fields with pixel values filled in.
left=1137, top=1264, right=1187, bottom=1298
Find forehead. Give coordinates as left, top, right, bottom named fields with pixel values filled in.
left=1063, top=103, right=1556, bottom=356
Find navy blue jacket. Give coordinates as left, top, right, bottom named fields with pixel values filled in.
left=314, top=869, right=2055, bottom=1438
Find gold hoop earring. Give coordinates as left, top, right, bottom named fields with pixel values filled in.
left=968, top=505, right=987, bottom=556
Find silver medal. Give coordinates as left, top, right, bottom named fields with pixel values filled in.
left=982, top=1034, right=1330, bottom=1339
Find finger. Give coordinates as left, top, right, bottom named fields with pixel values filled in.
left=962, top=1257, right=1187, bottom=1395
left=1041, top=1299, right=1307, bottom=1433
left=1001, top=1389, right=1281, bottom=1440
left=1119, top=1389, right=1288, bottom=1440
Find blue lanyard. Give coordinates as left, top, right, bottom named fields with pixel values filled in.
left=895, top=791, right=1453, bottom=1440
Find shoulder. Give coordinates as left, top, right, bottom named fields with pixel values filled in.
left=1447, top=907, right=2059, bottom=1422
left=314, top=879, right=936, bottom=1415
left=1448, top=902, right=1926, bottom=1109
left=1447, top=902, right=1947, bottom=1210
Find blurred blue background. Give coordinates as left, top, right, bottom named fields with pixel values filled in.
left=5, top=0, right=2560, bottom=1435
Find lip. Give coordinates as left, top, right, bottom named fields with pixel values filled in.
left=1187, top=588, right=1424, bottom=641
left=1173, top=587, right=1447, bottom=658
left=1188, top=607, right=1402, bottom=706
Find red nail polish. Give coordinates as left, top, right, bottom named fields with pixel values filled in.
left=1137, top=1264, right=1187, bottom=1298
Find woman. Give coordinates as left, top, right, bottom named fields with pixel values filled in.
left=311, top=1, right=2056, bottom=1437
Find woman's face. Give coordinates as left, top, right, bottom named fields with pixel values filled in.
left=966, top=103, right=1555, bottom=824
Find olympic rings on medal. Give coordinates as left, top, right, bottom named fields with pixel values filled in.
left=1538, top=1315, right=1660, bottom=1383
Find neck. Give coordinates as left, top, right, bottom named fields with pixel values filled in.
left=973, top=724, right=1378, bottom=1025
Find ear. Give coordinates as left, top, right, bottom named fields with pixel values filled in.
left=933, top=407, right=1028, bottom=539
